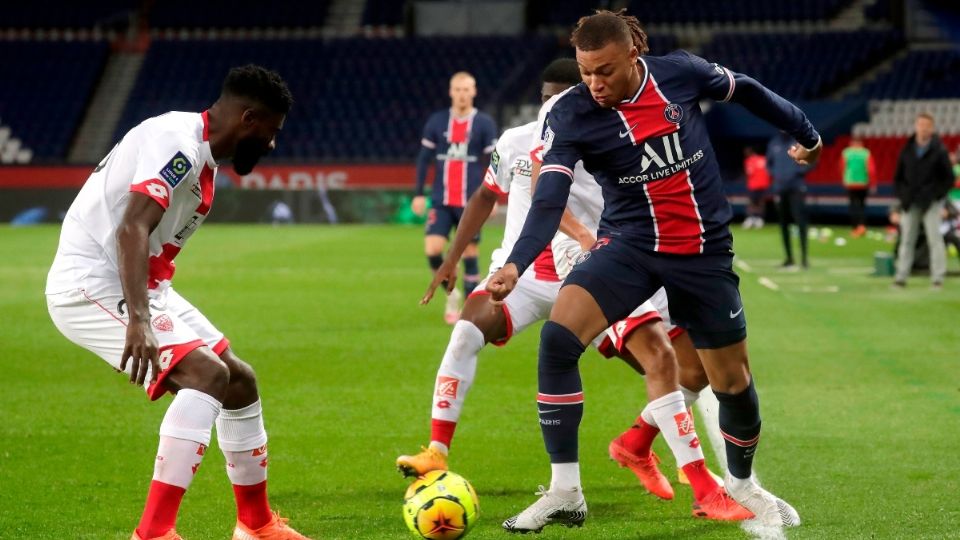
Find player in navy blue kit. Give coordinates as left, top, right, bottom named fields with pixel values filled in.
left=487, top=10, right=821, bottom=533
left=413, top=71, right=498, bottom=323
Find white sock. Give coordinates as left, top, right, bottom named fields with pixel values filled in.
left=694, top=387, right=728, bottom=472
left=640, top=406, right=656, bottom=426
left=645, top=390, right=705, bottom=468
left=154, top=389, right=222, bottom=488
left=430, top=321, right=484, bottom=439
left=549, top=462, right=581, bottom=496
left=217, top=400, right=269, bottom=485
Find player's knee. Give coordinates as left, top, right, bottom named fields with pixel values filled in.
left=459, top=299, right=505, bottom=343
left=172, top=348, right=230, bottom=400
left=627, top=327, right=677, bottom=379
left=539, top=321, right=585, bottom=373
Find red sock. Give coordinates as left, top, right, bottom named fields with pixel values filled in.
left=619, top=416, right=659, bottom=456
left=233, top=480, right=273, bottom=530
left=681, top=459, right=721, bottom=502
left=136, top=480, right=186, bottom=539
left=430, top=419, right=457, bottom=450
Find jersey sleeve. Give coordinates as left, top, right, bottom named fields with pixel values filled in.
left=529, top=95, right=558, bottom=164
left=482, top=116, right=497, bottom=154
left=420, top=115, right=438, bottom=150
left=683, top=51, right=736, bottom=103
left=483, top=138, right=513, bottom=196
left=538, top=108, right=581, bottom=186
left=130, top=134, right=197, bottom=210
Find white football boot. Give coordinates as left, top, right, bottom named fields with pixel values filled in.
left=725, top=473, right=801, bottom=528
left=502, top=486, right=587, bottom=533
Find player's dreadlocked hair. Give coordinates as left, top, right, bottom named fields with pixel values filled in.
left=221, top=64, right=294, bottom=115
left=541, top=58, right=581, bottom=87
left=570, top=9, right=649, bottom=56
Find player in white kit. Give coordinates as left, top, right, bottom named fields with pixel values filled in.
left=398, top=59, right=748, bottom=523
left=45, top=66, right=309, bottom=540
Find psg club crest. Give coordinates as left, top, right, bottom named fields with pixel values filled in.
left=664, top=103, right=683, bottom=124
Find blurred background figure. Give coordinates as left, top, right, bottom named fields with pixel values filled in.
left=767, top=131, right=810, bottom=269
left=841, top=136, right=876, bottom=238
left=742, top=146, right=770, bottom=229
left=892, top=113, right=954, bottom=290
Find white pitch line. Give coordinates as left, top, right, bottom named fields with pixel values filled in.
left=826, top=267, right=874, bottom=275
left=758, top=276, right=780, bottom=291
left=798, top=285, right=840, bottom=293
left=734, top=259, right=753, bottom=273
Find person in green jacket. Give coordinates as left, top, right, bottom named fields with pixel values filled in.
left=841, top=136, right=876, bottom=238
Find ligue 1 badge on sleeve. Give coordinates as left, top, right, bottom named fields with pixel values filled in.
left=664, top=103, right=683, bottom=124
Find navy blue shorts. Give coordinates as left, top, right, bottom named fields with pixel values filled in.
left=425, top=205, right=481, bottom=243
left=563, top=236, right=746, bottom=349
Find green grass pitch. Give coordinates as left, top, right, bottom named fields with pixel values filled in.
left=1, top=223, right=957, bottom=539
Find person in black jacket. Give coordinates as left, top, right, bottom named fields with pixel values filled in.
left=893, top=112, right=955, bottom=289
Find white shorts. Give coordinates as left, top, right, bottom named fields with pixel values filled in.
left=472, top=270, right=562, bottom=346
left=597, top=287, right=682, bottom=358
left=47, top=287, right=229, bottom=400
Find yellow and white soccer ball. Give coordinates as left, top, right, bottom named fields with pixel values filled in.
left=402, top=470, right=479, bottom=539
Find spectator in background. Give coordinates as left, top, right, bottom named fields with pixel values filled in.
left=841, top=136, right=876, bottom=238
left=949, top=146, right=960, bottom=204
left=742, top=146, right=770, bottom=229
left=768, top=131, right=811, bottom=269
left=892, top=113, right=954, bottom=290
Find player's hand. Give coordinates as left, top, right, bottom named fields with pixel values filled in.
left=421, top=259, right=459, bottom=305
left=411, top=196, right=427, bottom=217
left=485, top=263, right=519, bottom=303
left=121, top=322, right=160, bottom=386
left=788, top=139, right=822, bottom=166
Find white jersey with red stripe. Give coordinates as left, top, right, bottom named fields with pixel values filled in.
left=46, top=111, right=217, bottom=298
left=483, top=121, right=537, bottom=271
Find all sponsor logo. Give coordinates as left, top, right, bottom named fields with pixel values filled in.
left=436, top=376, right=460, bottom=398
left=145, top=182, right=168, bottom=200
left=152, top=314, right=174, bottom=332
left=618, top=132, right=705, bottom=185
left=674, top=411, right=695, bottom=436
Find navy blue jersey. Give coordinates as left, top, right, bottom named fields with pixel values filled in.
left=415, top=109, right=498, bottom=208
left=507, top=51, right=819, bottom=272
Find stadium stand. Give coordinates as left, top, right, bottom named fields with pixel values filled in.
left=115, top=36, right=557, bottom=161
left=626, top=0, right=850, bottom=23
left=0, top=39, right=110, bottom=162
left=147, top=0, right=331, bottom=29
left=858, top=49, right=960, bottom=99
left=700, top=30, right=904, bottom=99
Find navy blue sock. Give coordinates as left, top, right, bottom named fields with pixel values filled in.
left=427, top=255, right=443, bottom=272
left=462, top=257, right=480, bottom=295
left=537, top=321, right=587, bottom=463
left=714, top=378, right=761, bottom=479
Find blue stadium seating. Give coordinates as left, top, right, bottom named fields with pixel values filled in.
left=117, top=37, right=557, bottom=161
left=626, top=0, right=850, bottom=23
left=149, top=1, right=331, bottom=28
left=700, top=30, right=903, bottom=99
left=859, top=49, right=960, bottom=99
left=0, top=40, right=109, bottom=160
left=362, top=0, right=406, bottom=27
left=1, top=1, right=137, bottom=29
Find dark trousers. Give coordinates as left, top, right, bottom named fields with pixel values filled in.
left=848, top=188, right=867, bottom=228
left=777, top=188, right=808, bottom=265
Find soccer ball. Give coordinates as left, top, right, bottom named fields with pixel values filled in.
left=402, top=470, right=479, bottom=539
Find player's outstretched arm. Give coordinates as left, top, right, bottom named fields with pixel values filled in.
left=117, top=193, right=164, bottom=386
left=421, top=185, right=500, bottom=305
left=529, top=160, right=595, bottom=251
left=727, top=73, right=822, bottom=165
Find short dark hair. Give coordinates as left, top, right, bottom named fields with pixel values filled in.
left=221, top=64, right=293, bottom=115
left=541, top=58, right=581, bottom=87
left=571, top=9, right=649, bottom=55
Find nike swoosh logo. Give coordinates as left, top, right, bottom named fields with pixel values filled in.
left=729, top=306, right=744, bottom=318
left=619, top=123, right=639, bottom=138
left=538, top=409, right=561, bottom=414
